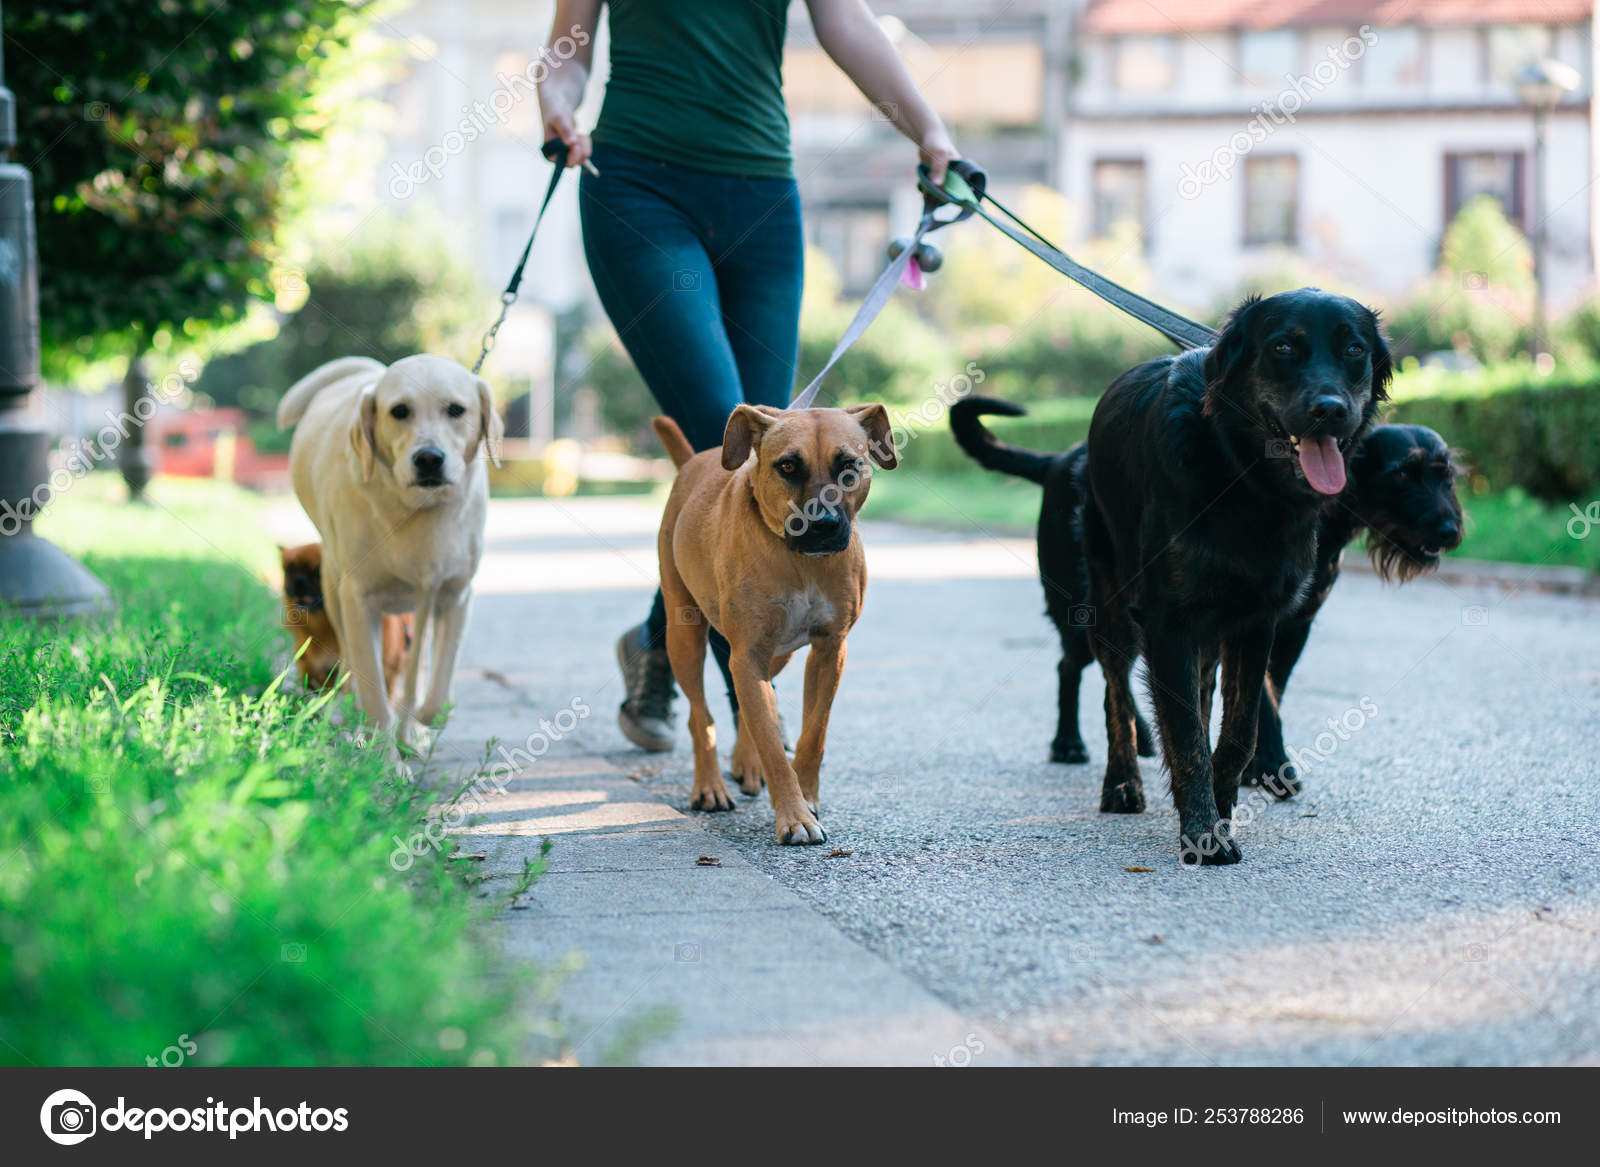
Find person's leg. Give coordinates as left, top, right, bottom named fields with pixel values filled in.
left=701, top=175, right=806, bottom=722
left=582, top=148, right=748, bottom=750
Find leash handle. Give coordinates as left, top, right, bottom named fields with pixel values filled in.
left=917, top=159, right=987, bottom=223
left=473, top=139, right=572, bottom=375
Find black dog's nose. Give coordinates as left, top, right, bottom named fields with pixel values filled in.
left=1434, top=518, right=1461, bottom=546
left=1307, top=395, right=1350, bottom=429
left=412, top=447, right=445, bottom=476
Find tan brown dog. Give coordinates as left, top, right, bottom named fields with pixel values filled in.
left=652, top=403, right=898, bottom=845
left=280, top=543, right=411, bottom=701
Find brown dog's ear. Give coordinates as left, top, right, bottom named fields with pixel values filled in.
left=350, top=386, right=377, bottom=482
left=721, top=404, right=779, bottom=471
left=474, top=377, right=503, bottom=468
left=846, top=403, right=899, bottom=470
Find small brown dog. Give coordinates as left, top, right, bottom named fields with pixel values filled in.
left=280, top=543, right=410, bottom=700
left=652, top=403, right=898, bottom=844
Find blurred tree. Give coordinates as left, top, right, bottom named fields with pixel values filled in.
left=195, top=214, right=484, bottom=452
left=1386, top=196, right=1534, bottom=365
left=6, top=0, right=376, bottom=496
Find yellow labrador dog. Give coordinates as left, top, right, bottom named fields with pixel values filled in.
left=277, top=355, right=502, bottom=746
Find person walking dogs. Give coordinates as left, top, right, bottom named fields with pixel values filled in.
left=539, top=0, right=956, bottom=752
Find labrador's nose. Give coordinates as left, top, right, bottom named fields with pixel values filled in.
left=412, top=446, right=446, bottom=481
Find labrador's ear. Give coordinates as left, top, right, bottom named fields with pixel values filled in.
left=1202, top=295, right=1262, bottom=417
left=721, top=404, right=779, bottom=471
left=474, top=377, right=503, bottom=467
left=350, top=385, right=377, bottom=482
left=846, top=402, right=898, bottom=469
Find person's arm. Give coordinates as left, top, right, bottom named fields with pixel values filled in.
left=537, top=0, right=601, bottom=168
left=804, top=0, right=957, bottom=182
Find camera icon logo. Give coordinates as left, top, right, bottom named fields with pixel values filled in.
left=280, top=941, right=308, bottom=963
left=1265, top=438, right=1294, bottom=460
left=1461, top=271, right=1488, bottom=291
left=83, top=101, right=109, bottom=122
left=672, top=269, right=701, bottom=292
left=40, top=1088, right=97, bottom=1145
left=674, top=942, right=701, bottom=963
left=1461, top=606, right=1488, bottom=627
left=673, top=606, right=701, bottom=626
left=1068, top=604, right=1095, bottom=628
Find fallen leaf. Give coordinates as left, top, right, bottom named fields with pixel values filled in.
left=695, top=855, right=721, bottom=867
left=1124, top=866, right=1154, bottom=873
left=450, top=853, right=487, bottom=862
left=826, top=849, right=853, bottom=859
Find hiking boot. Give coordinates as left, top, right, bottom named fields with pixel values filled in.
left=616, top=624, right=676, bottom=752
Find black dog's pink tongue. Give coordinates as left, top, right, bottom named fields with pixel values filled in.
left=1298, top=435, right=1346, bottom=495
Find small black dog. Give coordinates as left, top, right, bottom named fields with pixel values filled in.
left=952, top=407, right=1463, bottom=798
left=1245, top=423, right=1463, bottom=794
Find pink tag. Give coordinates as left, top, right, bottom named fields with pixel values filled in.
left=900, top=256, right=925, bottom=291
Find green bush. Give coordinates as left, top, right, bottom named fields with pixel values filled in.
left=1387, top=360, right=1600, bottom=500
left=0, top=480, right=543, bottom=1066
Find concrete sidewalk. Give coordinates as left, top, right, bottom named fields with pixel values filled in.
left=430, top=696, right=1015, bottom=1066
left=423, top=496, right=1600, bottom=1066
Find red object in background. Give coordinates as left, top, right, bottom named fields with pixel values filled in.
left=149, top=408, right=290, bottom=491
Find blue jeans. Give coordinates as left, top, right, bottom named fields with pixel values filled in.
left=580, top=143, right=803, bottom=710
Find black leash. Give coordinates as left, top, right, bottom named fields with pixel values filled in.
left=473, top=139, right=578, bottom=375
left=789, top=158, right=1214, bottom=408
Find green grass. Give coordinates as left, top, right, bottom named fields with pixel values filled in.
left=866, top=467, right=1600, bottom=572
left=0, top=474, right=548, bottom=1066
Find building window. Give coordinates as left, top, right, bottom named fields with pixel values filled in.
left=1092, top=159, right=1146, bottom=238
left=1243, top=156, right=1299, bottom=246
left=1113, top=36, right=1175, bottom=92
left=1362, top=25, right=1424, bottom=89
left=1239, top=29, right=1300, bottom=88
left=1444, top=152, right=1525, bottom=229
left=1486, top=25, right=1553, bottom=85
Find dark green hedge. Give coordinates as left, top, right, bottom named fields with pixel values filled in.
left=1386, top=362, right=1600, bottom=500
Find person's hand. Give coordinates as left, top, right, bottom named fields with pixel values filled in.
left=919, top=128, right=958, bottom=186
left=543, top=109, right=592, bottom=169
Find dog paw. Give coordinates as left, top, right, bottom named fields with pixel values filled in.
left=1100, top=777, right=1146, bottom=815
left=1050, top=738, right=1089, bottom=764
left=1242, top=748, right=1298, bottom=798
left=690, top=777, right=735, bottom=812
left=777, top=813, right=827, bottom=846
left=729, top=732, right=766, bottom=797
left=1179, top=823, right=1242, bottom=867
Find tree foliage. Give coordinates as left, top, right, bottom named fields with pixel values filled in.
left=4, top=0, right=376, bottom=377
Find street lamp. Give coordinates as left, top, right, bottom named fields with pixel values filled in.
left=0, top=0, right=111, bottom=617
left=1514, top=57, right=1582, bottom=360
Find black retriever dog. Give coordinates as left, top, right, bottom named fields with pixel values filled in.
left=950, top=289, right=1387, bottom=863
left=950, top=407, right=1463, bottom=799
left=1085, top=289, right=1390, bottom=864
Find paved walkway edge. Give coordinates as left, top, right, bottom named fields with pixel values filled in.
left=437, top=744, right=1021, bottom=1067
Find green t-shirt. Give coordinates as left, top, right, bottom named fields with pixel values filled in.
left=593, top=0, right=793, bottom=178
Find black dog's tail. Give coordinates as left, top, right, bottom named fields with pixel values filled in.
left=948, top=396, right=1054, bottom=485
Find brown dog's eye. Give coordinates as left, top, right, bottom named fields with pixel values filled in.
left=389, top=403, right=411, bottom=420
left=447, top=403, right=466, bottom=418
left=776, top=458, right=802, bottom=479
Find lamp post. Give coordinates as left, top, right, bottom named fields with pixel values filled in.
left=1515, top=58, right=1582, bottom=360
left=0, top=0, right=111, bottom=617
